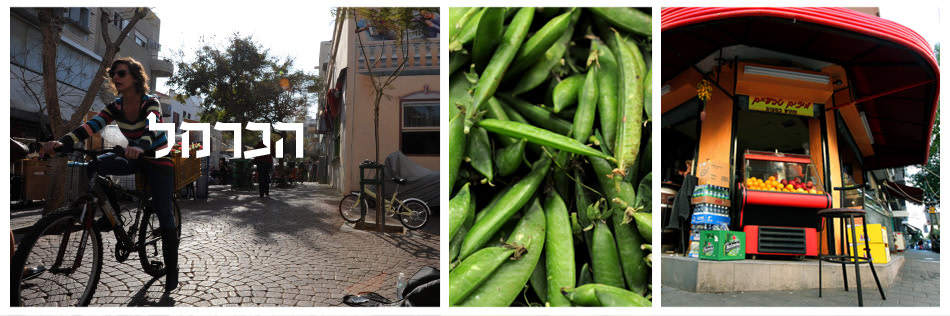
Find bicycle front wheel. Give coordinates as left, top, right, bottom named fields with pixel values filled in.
left=11, top=207, right=103, bottom=306
left=339, top=193, right=367, bottom=223
left=138, top=206, right=177, bottom=278
left=398, top=199, right=429, bottom=230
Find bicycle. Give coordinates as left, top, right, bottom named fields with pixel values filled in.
left=10, top=146, right=182, bottom=306
left=338, top=177, right=430, bottom=230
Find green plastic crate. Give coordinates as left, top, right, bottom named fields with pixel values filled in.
left=699, top=230, right=746, bottom=261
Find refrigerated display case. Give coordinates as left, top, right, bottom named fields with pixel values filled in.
left=738, top=150, right=831, bottom=257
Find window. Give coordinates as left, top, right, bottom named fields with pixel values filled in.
left=64, top=8, right=90, bottom=32
left=401, top=102, right=439, bottom=155
left=134, top=32, right=147, bottom=48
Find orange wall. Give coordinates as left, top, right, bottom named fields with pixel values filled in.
left=661, top=68, right=704, bottom=115
left=695, top=68, right=735, bottom=182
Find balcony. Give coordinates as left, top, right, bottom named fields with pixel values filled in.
left=356, top=39, right=439, bottom=76
left=151, top=58, right=174, bottom=77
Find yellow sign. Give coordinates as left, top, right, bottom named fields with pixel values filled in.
left=748, top=96, right=816, bottom=117
left=929, top=206, right=936, bottom=213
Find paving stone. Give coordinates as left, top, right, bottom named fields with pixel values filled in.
left=10, top=183, right=439, bottom=306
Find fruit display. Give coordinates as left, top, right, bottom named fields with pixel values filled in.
left=448, top=7, right=652, bottom=307
left=742, top=151, right=826, bottom=195
left=744, top=176, right=823, bottom=194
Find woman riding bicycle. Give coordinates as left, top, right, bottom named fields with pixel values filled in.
left=43, top=57, right=178, bottom=293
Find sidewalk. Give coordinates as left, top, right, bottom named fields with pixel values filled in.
left=10, top=182, right=440, bottom=306
left=661, top=249, right=939, bottom=307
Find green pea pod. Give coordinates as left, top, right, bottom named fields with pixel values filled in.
left=510, top=24, right=572, bottom=95
left=457, top=198, right=546, bottom=307
left=466, top=126, right=493, bottom=182
left=460, top=156, right=550, bottom=259
left=614, top=32, right=644, bottom=174
left=497, top=94, right=573, bottom=136
left=590, top=156, right=636, bottom=210
left=477, top=186, right=511, bottom=225
left=528, top=256, right=548, bottom=304
left=449, top=8, right=485, bottom=52
left=472, top=8, right=506, bottom=69
left=591, top=38, right=620, bottom=148
left=449, top=51, right=471, bottom=77
left=636, top=172, right=652, bottom=211
left=544, top=191, right=574, bottom=307
left=643, top=67, right=653, bottom=121
left=471, top=7, right=533, bottom=118
left=478, top=119, right=611, bottom=161
left=574, top=62, right=598, bottom=143
left=612, top=208, right=648, bottom=294
left=449, top=183, right=472, bottom=243
left=589, top=7, right=651, bottom=37
left=630, top=211, right=653, bottom=244
left=494, top=139, right=525, bottom=177
left=577, top=262, right=592, bottom=287
left=574, top=169, right=593, bottom=253
left=449, top=7, right=479, bottom=42
left=591, top=220, right=625, bottom=289
left=552, top=74, right=584, bottom=114
left=450, top=225, right=468, bottom=263
left=563, top=283, right=651, bottom=307
left=484, top=97, right=517, bottom=147
left=497, top=103, right=543, bottom=154
left=449, top=246, right=516, bottom=305
left=449, top=109, right=466, bottom=193
left=449, top=70, right=474, bottom=121
left=594, top=288, right=651, bottom=307
left=507, top=9, right=575, bottom=75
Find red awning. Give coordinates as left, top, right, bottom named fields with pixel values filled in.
left=662, top=7, right=939, bottom=170
left=883, top=180, right=924, bottom=205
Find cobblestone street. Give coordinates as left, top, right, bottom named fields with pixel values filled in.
left=11, top=183, right=440, bottom=306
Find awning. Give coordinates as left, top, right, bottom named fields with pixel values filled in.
left=662, top=7, right=939, bottom=170
left=883, top=180, right=925, bottom=205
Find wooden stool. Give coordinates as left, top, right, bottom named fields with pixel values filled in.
left=817, top=208, right=885, bottom=306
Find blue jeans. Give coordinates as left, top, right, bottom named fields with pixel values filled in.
left=92, top=153, right=178, bottom=281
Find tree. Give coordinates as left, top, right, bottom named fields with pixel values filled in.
left=167, top=34, right=321, bottom=150
left=340, top=7, right=436, bottom=163
left=910, top=43, right=940, bottom=209
left=37, top=7, right=149, bottom=212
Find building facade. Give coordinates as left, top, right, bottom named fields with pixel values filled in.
left=10, top=7, right=172, bottom=141
left=318, top=9, right=440, bottom=194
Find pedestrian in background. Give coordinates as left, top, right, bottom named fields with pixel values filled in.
left=254, top=140, right=274, bottom=197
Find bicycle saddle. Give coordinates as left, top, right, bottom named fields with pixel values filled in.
left=392, top=177, right=407, bottom=185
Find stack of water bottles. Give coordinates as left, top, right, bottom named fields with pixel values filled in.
left=687, top=184, right=731, bottom=258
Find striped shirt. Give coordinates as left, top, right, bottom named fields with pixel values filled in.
left=61, top=95, right=173, bottom=167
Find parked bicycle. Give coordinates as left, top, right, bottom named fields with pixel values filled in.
left=339, top=173, right=430, bottom=230
left=10, top=146, right=181, bottom=306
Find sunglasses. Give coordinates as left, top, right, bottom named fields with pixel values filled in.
left=108, top=70, right=129, bottom=78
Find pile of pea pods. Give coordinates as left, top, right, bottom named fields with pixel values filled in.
left=448, top=7, right=653, bottom=307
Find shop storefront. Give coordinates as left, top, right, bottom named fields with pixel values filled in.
left=660, top=7, right=938, bottom=291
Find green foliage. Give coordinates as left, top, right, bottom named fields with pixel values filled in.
left=168, top=33, right=321, bottom=128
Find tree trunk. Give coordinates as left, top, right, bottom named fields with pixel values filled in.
left=37, top=8, right=149, bottom=212
left=38, top=9, right=68, bottom=213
